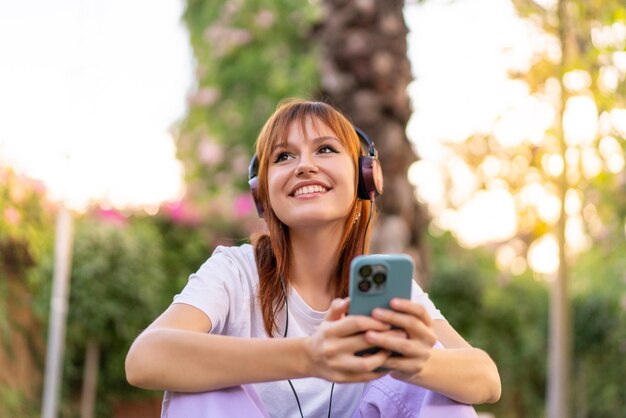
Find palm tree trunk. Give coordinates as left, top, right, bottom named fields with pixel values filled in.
left=316, top=0, right=430, bottom=285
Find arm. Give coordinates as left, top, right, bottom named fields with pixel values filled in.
left=365, top=298, right=501, bottom=404
left=125, top=300, right=392, bottom=392
left=410, top=319, right=501, bottom=404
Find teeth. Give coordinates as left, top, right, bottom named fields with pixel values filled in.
left=294, top=185, right=327, bottom=196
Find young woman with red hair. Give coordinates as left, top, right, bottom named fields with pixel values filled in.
left=125, top=99, right=500, bottom=417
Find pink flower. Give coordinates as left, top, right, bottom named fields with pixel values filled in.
left=198, top=138, right=224, bottom=166
left=254, top=10, right=275, bottom=29
left=3, top=207, right=21, bottom=226
left=233, top=194, right=254, bottom=218
left=162, top=200, right=202, bottom=226
left=96, top=208, right=127, bottom=226
left=189, top=87, right=221, bottom=107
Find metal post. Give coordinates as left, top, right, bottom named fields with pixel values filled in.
left=42, top=205, right=75, bottom=418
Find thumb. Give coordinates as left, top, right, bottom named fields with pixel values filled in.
left=325, top=298, right=348, bottom=322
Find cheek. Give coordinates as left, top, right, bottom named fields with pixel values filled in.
left=266, top=170, right=285, bottom=207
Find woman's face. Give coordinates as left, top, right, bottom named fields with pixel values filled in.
left=267, top=118, right=356, bottom=230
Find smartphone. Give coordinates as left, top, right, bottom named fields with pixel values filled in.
left=348, top=254, right=414, bottom=356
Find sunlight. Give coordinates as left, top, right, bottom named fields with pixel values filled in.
left=495, top=240, right=528, bottom=275
left=610, top=108, right=626, bottom=137
left=0, top=0, right=191, bottom=213
left=542, top=153, right=564, bottom=177
left=563, top=95, right=598, bottom=146
left=408, top=160, right=446, bottom=213
left=527, top=234, right=559, bottom=275
left=1, top=132, right=186, bottom=213
left=599, top=135, right=625, bottom=173
left=493, top=88, right=554, bottom=147
left=447, top=156, right=479, bottom=207
left=581, top=147, right=603, bottom=179
left=598, top=66, right=620, bottom=92
left=563, top=70, right=591, bottom=92
left=536, top=191, right=561, bottom=225
left=564, top=189, right=582, bottom=216
left=454, top=189, right=518, bottom=247
left=566, top=215, right=591, bottom=253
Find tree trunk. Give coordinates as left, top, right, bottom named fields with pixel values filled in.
left=80, top=339, right=100, bottom=418
left=315, top=0, right=430, bottom=285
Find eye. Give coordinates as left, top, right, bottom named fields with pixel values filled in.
left=318, top=145, right=338, bottom=154
left=273, top=152, right=293, bottom=163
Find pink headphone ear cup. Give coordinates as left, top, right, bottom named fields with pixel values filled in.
left=248, top=177, right=264, bottom=217
left=357, top=156, right=384, bottom=200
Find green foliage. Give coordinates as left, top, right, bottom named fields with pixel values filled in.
left=427, top=230, right=626, bottom=417
left=32, top=213, right=170, bottom=413
left=0, top=386, right=39, bottom=418
left=0, top=168, right=54, bottom=358
left=178, top=0, right=320, bottom=202
left=0, top=169, right=54, bottom=275
left=427, top=232, right=548, bottom=418
left=426, top=2, right=626, bottom=414
left=569, top=234, right=626, bottom=415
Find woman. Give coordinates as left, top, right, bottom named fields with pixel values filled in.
left=125, top=99, right=501, bottom=417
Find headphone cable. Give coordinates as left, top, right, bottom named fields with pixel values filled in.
left=281, top=275, right=335, bottom=418
left=280, top=192, right=374, bottom=418
left=360, top=193, right=375, bottom=256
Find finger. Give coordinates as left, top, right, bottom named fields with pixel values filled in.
left=326, top=314, right=391, bottom=339
left=390, top=299, right=433, bottom=326
left=324, top=298, right=349, bottom=322
left=364, top=329, right=432, bottom=358
left=371, top=308, right=430, bottom=339
left=321, top=324, right=392, bottom=358
left=326, top=348, right=391, bottom=376
left=371, top=305, right=435, bottom=344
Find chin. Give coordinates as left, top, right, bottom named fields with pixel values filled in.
left=283, top=214, right=345, bottom=229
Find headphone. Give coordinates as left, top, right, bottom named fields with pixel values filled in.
left=247, top=126, right=384, bottom=217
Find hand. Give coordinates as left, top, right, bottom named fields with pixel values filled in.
left=365, top=298, right=437, bottom=382
left=305, top=298, right=392, bottom=383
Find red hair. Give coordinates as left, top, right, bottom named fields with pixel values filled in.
left=252, top=99, right=378, bottom=336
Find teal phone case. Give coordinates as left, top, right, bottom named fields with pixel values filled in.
left=348, top=254, right=414, bottom=358
left=348, top=254, right=414, bottom=316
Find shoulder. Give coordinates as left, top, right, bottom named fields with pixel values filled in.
left=176, top=243, right=257, bottom=301
left=210, top=243, right=255, bottom=267
left=195, top=243, right=258, bottom=284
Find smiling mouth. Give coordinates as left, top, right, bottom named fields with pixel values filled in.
left=292, top=185, right=328, bottom=197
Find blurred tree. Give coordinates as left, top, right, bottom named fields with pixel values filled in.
left=413, top=0, right=626, bottom=416
left=33, top=212, right=168, bottom=417
left=0, top=168, right=54, bottom=418
left=427, top=232, right=549, bottom=418
left=177, top=0, right=319, bottom=217
left=315, top=0, right=431, bottom=283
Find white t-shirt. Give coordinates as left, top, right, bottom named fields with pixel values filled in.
left=171, top=244, right=445, bottom=418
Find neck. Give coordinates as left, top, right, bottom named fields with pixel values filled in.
left=287, top=224, right=345, bottom=311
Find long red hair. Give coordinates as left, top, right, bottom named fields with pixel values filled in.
left=252, top=99, right=378, bottom=336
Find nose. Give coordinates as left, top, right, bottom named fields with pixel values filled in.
left=295, top=155, right=318, bottom=176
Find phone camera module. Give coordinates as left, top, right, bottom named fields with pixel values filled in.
left=358, top=280, right=371, bottom=292
left=359, top=265, right=372, bottom=278
left=372, top=272, right=386, bottom=285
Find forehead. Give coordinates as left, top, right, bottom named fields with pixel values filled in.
left=286, top=117, right=336, bottom=141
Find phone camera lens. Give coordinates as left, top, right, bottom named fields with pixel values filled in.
left=372, top=272, right=386, bottom=285
left=359, top=265, right=372, bottom=277
left=358, top=280, right=371, bottom=292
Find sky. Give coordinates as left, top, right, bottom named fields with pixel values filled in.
left=0, top=0, right=193, bottom=211
left=0, top=0, right=535, bottom=242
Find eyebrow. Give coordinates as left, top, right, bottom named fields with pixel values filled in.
left=271, top=135, right=341, bottom=151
